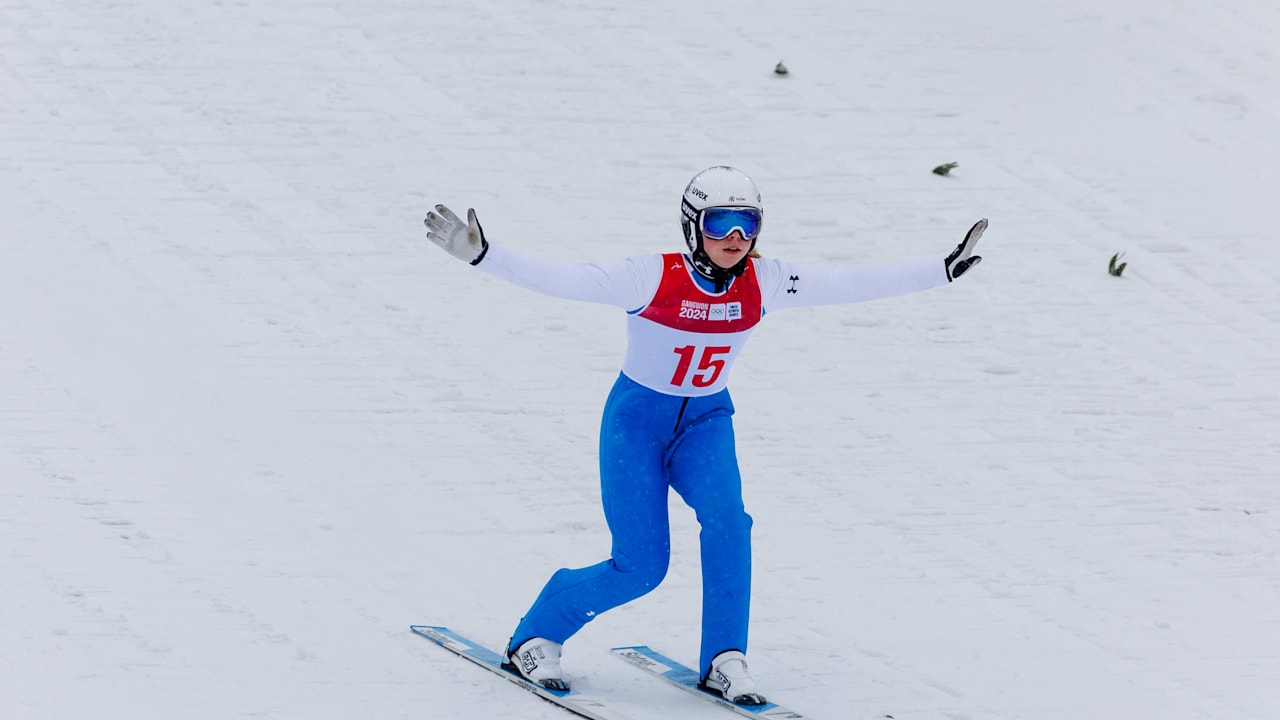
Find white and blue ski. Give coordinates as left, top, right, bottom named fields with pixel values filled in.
left=411, top=626, right=632, bottom=720
left=612, top=645, right=818, bottom=720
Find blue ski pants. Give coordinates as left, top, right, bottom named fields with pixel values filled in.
left=511, top=373, right=753, bottom=677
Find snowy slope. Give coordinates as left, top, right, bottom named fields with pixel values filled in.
left=3, top=1, right=1279, bottom=719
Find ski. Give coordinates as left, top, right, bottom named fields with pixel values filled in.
left=411, top=625, right=633, bottom=720
left=612, top=645, right=818, bottom=720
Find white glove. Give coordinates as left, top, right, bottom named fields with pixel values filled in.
left=945, top=218, right=986, bottom=281
left=424, top=204, right=489, bottom=265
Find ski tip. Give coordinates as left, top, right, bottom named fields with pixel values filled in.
left=409, top=625, right=455, bottom=642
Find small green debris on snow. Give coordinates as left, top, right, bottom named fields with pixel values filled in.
left=1109, top=252, right=1128, bottom=277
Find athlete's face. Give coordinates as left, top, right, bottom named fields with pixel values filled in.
left=704, top=229, right=750, bottom=269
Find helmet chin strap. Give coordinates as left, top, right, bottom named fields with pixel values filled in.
left=690, top=249, right=746, bottom=280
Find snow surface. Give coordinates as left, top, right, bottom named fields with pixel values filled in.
left=3, top=1, right=1279, bottom=719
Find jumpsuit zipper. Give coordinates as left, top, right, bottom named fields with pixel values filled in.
left=673, top=397, right=690, bottom=435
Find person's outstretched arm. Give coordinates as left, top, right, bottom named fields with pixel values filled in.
left=756, top=219, right=987, bottom=312
left=424, top=204, right=661, bottom=311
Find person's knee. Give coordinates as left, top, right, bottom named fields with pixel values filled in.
left=614, top=553, right=669, bottom=597
left=700, top=507, right=753, bottom=540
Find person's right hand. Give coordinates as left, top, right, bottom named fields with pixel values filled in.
left=424, top=204, right=489, bottom=265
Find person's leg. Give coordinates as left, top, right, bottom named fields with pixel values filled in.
left=666, top=398, right=754, bottom=679
left=510, top=378, right=674, bottom=649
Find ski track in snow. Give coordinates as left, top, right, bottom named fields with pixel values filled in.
left=2, top=1, right=1278, bottom=719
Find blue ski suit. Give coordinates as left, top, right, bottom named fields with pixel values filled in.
left=513, top=372, right=750, bottom=674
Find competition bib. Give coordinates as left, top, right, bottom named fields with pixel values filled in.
left=622, top=254, right=763, bottom=396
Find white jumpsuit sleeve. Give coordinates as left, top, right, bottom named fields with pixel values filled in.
left=753, top=256, right=949, bottom=313
left=475, top=243, right=663, bottom=312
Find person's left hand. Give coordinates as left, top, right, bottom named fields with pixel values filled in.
left=945, top=219, right=986, bottom=281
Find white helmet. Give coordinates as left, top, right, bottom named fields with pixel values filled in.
left=680, top=166, right=763, bottom=279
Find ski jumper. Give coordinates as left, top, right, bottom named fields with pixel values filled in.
left=477, top=244, right=947, bottom=677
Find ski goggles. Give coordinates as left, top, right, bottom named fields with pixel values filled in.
left=699, top=206, right=762, bottom=240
